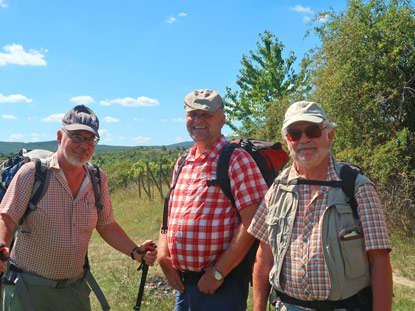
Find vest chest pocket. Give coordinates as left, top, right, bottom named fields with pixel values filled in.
left=265, top=192, right=296, bottom=253
left=339, top=226, right=369, bottom=279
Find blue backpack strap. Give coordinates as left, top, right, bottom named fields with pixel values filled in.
left=161, top=149, right=189, bottom=233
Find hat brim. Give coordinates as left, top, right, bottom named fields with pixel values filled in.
left=184, top=103, right=219, bottom=112
left=282, top=115, right=324, bottom=130
left=63, top=124, right=100, bottom=138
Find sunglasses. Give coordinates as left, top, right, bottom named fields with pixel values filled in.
left=286, top=124, right=326, bottom=142
left=63, top=129, right=99, bottom=146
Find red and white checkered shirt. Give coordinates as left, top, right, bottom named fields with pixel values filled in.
left=0, top=153, right=115, bottom=280
left=167, top=135, right=268, bottom=272
left=248, top=156, right=391, bottom=302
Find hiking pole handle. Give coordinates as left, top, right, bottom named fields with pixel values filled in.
left=133, top=243, right=157, bottom=310
left=0, top=243, right=8, bottom=261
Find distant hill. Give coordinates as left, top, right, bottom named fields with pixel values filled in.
left=0, top=140, right=194, bottom=156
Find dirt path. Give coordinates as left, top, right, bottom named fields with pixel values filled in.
left=393, top=272, right=415, bottom=289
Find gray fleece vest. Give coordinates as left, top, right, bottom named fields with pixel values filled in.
left=266, top=160, right=371, bottom=300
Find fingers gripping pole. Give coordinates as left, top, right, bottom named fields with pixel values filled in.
left=133, top=243, right=157, bottom=310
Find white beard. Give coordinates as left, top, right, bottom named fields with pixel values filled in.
left=61, top=147, right=88, bottom=167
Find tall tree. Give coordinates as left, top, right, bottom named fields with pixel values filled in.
left=225, top=31, right=310, bottom=140
left=310, top=0, right=415, bottom=181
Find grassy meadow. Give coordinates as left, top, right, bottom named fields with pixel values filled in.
left=88, top=186, right=415, bottom=310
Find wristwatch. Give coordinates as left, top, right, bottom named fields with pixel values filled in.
left=213, top=267, right=224, bottom=281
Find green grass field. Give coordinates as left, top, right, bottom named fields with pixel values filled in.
left=88, top=186, right=415, bottom=310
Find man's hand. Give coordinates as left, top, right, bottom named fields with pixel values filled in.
left=0, top=243, right=10, bottom=272
left=136, top=240, right=157, bottom=266
left=197, top=266, right=224, bottom=294
left=158, top=255, right=185, bottom=293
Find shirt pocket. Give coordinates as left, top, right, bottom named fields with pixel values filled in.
left=77, top=194, right=98, bottom=233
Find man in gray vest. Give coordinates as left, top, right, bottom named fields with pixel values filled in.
left=248, top=101, right=392, bottom=311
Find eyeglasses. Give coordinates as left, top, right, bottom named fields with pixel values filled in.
left=286, top=124, right=326, bottom=142
left=63, top=130, right=99, bottom=146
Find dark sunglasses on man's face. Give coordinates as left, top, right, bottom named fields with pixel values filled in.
left=63, top=130, right=99, bottom=146
left=286, top=124, right=326, bottom=142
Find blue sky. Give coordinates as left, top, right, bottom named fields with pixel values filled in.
left=0, top=0, right=346, bottom=146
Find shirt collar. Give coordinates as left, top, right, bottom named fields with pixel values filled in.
left=287, top=154, right=341, bottom=184
left=188, top=134, right=227, bottom=161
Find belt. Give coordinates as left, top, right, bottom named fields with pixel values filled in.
left=272, top=287, right=372, bottom=311
left=179, top=271, right=205, bottom=285
left=6, top=264, right=84, bottom=289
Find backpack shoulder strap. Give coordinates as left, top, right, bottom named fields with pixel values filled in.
left=86, top=163, right=102, bottom=211
left=21, top=159, right=50, bottom=223
left=161, top=149, right=189, bottom=233
left=213, top=142, right=239, bottom=208
left=289, top=164, right=360, bottom=219
left=339, top=164, right=359, bottom=219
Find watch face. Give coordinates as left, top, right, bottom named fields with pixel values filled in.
left=214, top=268, right=223, bottom=281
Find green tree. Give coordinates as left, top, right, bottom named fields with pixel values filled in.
left=225, top=31, right=311, bottom=140
left=310, top=0, right=415, bottom=182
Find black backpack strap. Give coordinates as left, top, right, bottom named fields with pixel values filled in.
left=339, top=164, right=359, bottom=219
left=161, top=150, right=189, bottom=233
left=210, top=142, right=239, bottom=209
left=284, top=164, right=359, bottom=219
left=83, top=254, right=110, bottom=311
left=21, top=159, right=50, bottom=224
left=87, top=163, right=102, bottom=211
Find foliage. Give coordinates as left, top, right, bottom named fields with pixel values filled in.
left=309, top=0, right=415, bottom=182
left=91, top=147, right=182, bottom=193
left=225, top=31, right=311, bottom=140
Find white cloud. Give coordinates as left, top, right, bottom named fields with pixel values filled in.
left=176, top=136, right=184, bottom=142
left=31, top=133, right=40, bottom=142
left=131, top=136, right=151, bottom=144
left=2, top=114, right=17, bottom=119
left=98, top=129, right=112, bottom=141
left=0, top=92, right=32, bottom=103
left=119, top=136, right=126, bottom=140
left=42, top=113, right=65, bottom=123
left=0, top=0, right=8, bottom=8
left=178, top=12, right=187, bottom=17
left=160, top=119, right=168, bottom=122
left=0, top=44, right=47, bottom=66
left=167, top=17, right=176, bottom=24
left=291, top=5, right=314, bottom=14
left=133, top=117, right=146, bottom=122
left=99, top=96, right=159, bottom=107
left=71, top=95, right=95, bottom=105
left=103, top=116, right=119, bottom=123
left=9, top=133, right=23, bottom=141
left=172, top=118, right=185, bottom=122
left=304, top=16, right=311, bottom=22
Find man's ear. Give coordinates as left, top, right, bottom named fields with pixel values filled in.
left=328, top=128, right=335, bottom=141
left=220, top=113, right=226, bottom=128
left=57, top=130, right=63, bottom=145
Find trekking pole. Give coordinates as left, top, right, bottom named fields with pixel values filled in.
left=0, top=243, right=7, bottom=261
left=0, top=243, right=9, bottom=311
left=133, top=243, right=157, bottom=310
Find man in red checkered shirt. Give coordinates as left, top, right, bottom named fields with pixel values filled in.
left=158, top=89, right=268, bottom=311
left=248, top=101, right=392, bottom=311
